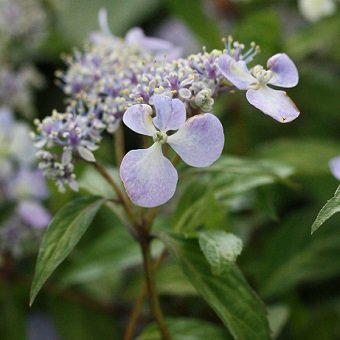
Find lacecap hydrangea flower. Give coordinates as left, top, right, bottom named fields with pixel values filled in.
left=120, top=95, right=224, bottom=207
left=218, top=52, right=299, bottom=123
left=34, top=9, right=300, bottom=196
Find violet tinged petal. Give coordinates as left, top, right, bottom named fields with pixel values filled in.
left=267, top=53, right=299, bottom=88
left=17, top=200, right=51, bottom=229
left=0, top=106, right=14, bottom=131
left=77, top=146, right=96, bottom=162
left=330, top=156, right=340, bottom=180
left=152, top=95, right=186, bottom=132
left=62, top=148, right=72, bottom=165
left=167, top=113, right=224, bottom=167
left=9, top=124, right=36, bottom=164
left=126, top=27, right=174, bottom=52
left=6, top=169, right=48, bottom=200
left=120, top=144, right=178, bottom=207
left=217, top=54, right=256, bottom=90
left=123, top=104, right=156, bottom=136
left=246, top=86, right=300, bottom=123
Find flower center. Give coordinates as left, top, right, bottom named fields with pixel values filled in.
left=153, top=130, right=168, bottom=144
left=251, top=65, right=273, bottom=87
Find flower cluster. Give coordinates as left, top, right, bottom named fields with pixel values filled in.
left=0, top=108, right=50, bottom=260
left=34, top=108, right=105, bottom=192
left=0, top=0, right=47, bottom=58
left=0, top=65, right=43, bottom=117
left=34, top=10, right=300, bottom=206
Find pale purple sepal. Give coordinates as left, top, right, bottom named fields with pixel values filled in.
left=98, top=8, right=112, bottom=36
left=267, top=53, right=299, bottom=88
left=246, top=87, right=300, bottom=123
left=89, top=8, right=122, bottom=46
left=168, top=113, right=224, bottom=167
left=218, top=54, right=255, bottom=90
left=330, top=156, right=340, bottom=180
left=123, top=104, right=155, bottom=136
left=0, top=106, right=14, bottom=131
left=9, top=124, right=36, bottom=164
left=120, top=144, right=178, bottom=208
left=6, top=169, right=49, bottom=200
left=125, top=27, right=182, bottom=60
left=152, top=95, right=186, bottom=131
left=17, top=200, right=51, bottom=228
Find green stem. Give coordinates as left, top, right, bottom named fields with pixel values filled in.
left=123, top=249, right=168, bottom=340
left=114, top=125, right=125, bottom=165
left=140, top=239, right=171, bottom=340
left=123, top=283, right=147, bottom=340
left=92, top=161, right=137, bottom=226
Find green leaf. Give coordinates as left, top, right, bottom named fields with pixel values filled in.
left=30, top=196, right=105, bottom=305
left=174, top=188, right=228, bottom=232
left=79, top=166, right=118, bottom=199
left=189, top=156, right=293, bottom=198
left=267, top=305, right=289, bottom=339
left=79, top=166, right=128, bottom=225
left=139, top=317, right=231, bottom=340
left=312, top=186, right=340, bottom=234
left=174, top=156, right=293, bottom=231
left=257, top=209, right=340, bottom=298
left=256, top=138, right=340, bottom=177
left=59, top=226, right=140, bottom=287
left=198, top=231, right=243, bottom=275
left=286, top=14, right=340, bottom=62
left=156, top=264, right=197, bottom=296
left=159, top=233, right=271, bottom=340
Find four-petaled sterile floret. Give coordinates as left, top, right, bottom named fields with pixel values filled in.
left=218, top=53, right=299, bottom=123
left=120, top=95, right=225, bottom=207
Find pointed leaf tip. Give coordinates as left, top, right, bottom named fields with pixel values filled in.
left=30, top=196, right=105, bottom=305
left=311, top=185, right=340, bottom=234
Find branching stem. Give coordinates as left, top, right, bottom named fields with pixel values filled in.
left=114, top=125, right=125, bottom=165
left=140, top=239, right=171, bottom=340
left=92, top=161, right=137, bottom=226
left=93, top=161, right=171, bottom=338
left=123, top=249, right=168, bottom=340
